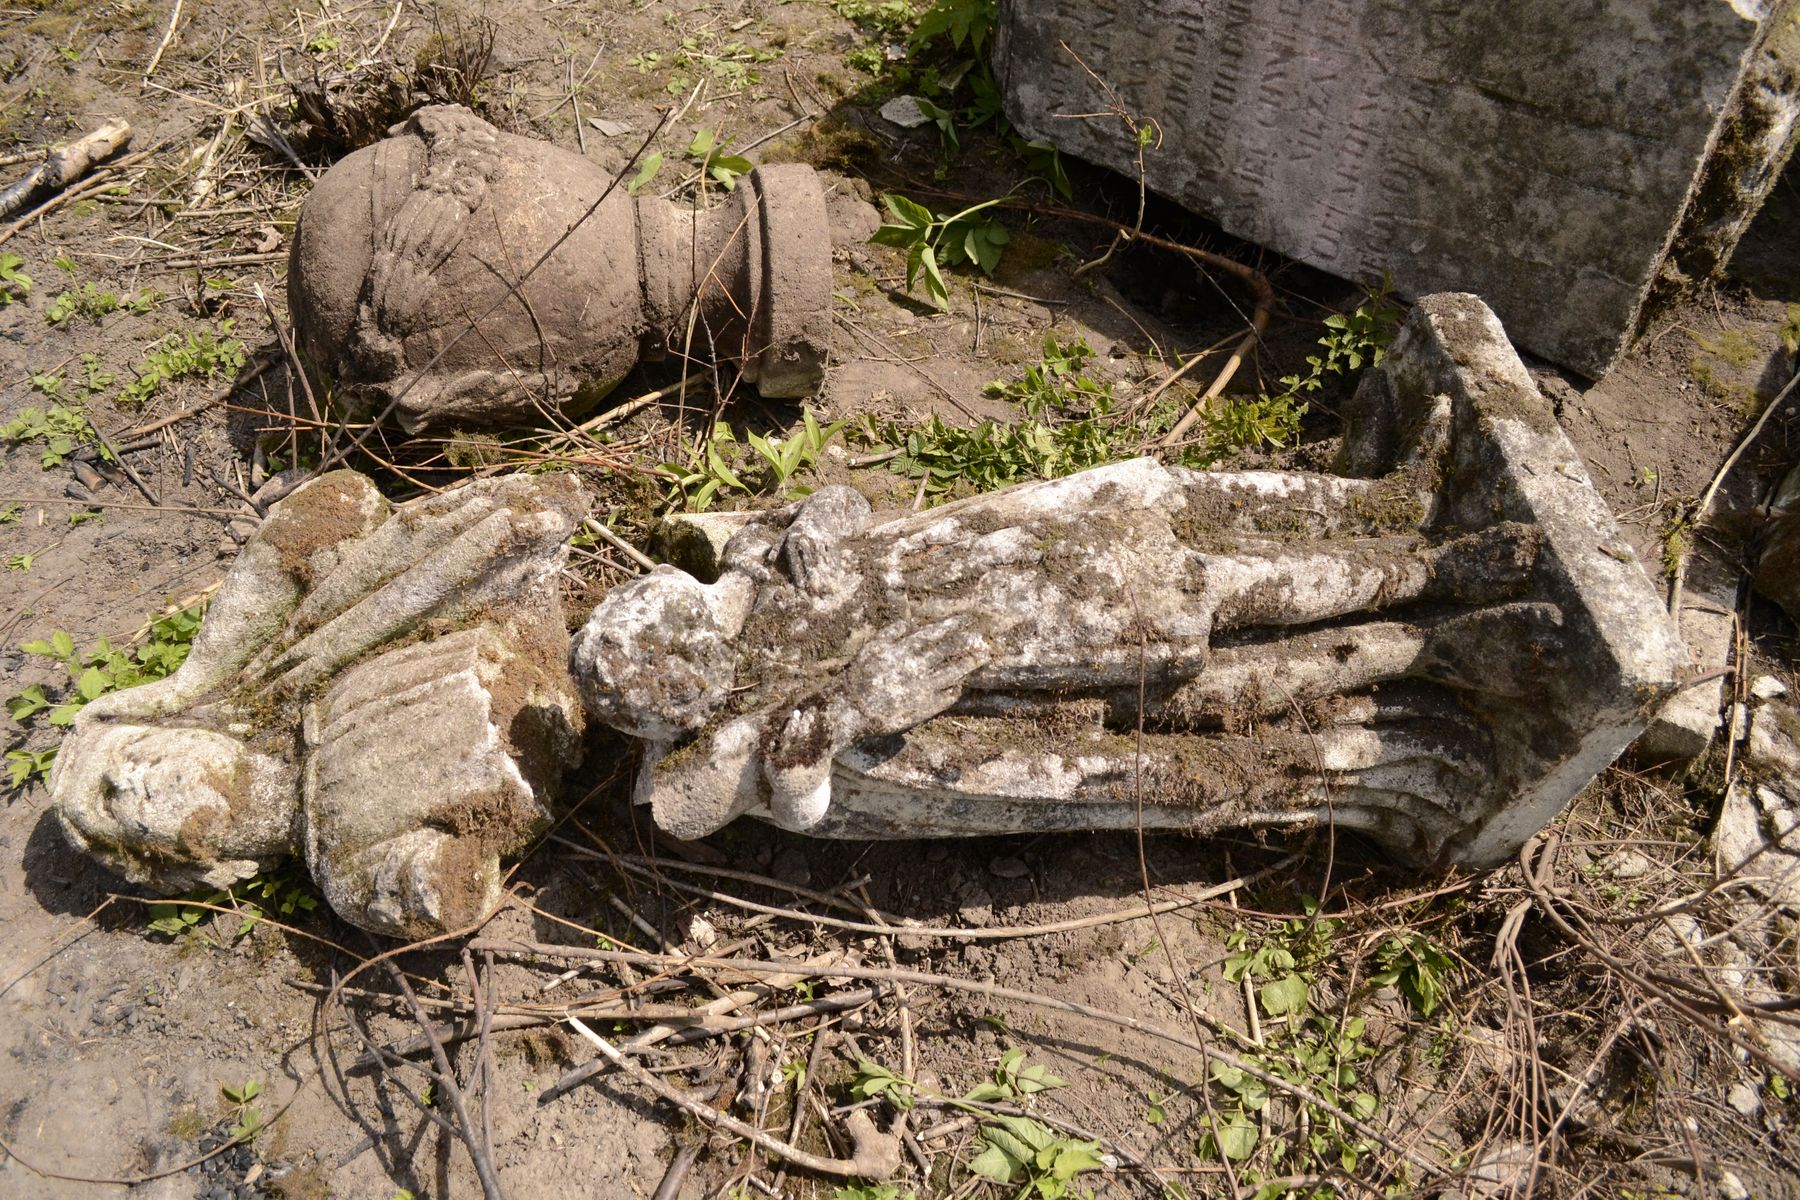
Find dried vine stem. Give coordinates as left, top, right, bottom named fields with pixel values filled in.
left=579, top=850, right=1294, bottom=940
left=472, top=937, right=1441, bottom=1175
left=565, top=1016, right=904, bottom=1179
left=917, top=188, right=1276, bottom=444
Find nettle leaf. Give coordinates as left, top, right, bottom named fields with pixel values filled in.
left=1203, top=1115, right=1259, bottom=1161
left=882, top=193, right=934, bottom=231
left=75, top=667, right=111, bottom=702
left=627, top=151, right=665, bottom=195
left=968, top=1142, right=1018, bottom=1182
left=7, top=685, right=50, bottom=721
left=47, top=703, right=86, bottom=727
left=919, top=246, right=949, bottom=310
left=1258, top=972, right=1310, bottom=1017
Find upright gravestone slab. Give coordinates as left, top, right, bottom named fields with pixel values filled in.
left=994, top=0, right=1800, bottom=377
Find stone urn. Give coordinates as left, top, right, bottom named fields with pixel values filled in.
left=288, top=105, right=832, bottom=431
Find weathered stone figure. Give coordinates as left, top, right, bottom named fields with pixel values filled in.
left=52, top=471, right=585, bottom=937
left=573, top=295, right=1689, bottom=864
left=288, top=105, right=833, bottom=431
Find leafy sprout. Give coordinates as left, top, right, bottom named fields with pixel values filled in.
left=870, top=192, right=1010, bottom=309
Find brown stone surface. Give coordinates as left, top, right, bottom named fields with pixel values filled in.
left=288, top=106, right=832, bottom=430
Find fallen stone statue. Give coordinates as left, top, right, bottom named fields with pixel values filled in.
left=51, top=470, right=586, bottom=937
left=287, top=104, right=833, bottom=431
left=572, top=294, right=1690, bottom=865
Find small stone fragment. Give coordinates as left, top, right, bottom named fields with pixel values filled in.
left=879, top=95, right=932, bottom=129
left=987, top=857, right=1029, bottom=881
left=1602, top=850, right=1651, bottom=881
left=1752, top=675, right=1788, bottom=700
left=1727, top=1081, right=1762, bottom=1118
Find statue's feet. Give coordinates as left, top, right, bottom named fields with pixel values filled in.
left=52, top=724, right=299, bottom=892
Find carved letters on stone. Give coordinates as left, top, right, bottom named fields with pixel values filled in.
left=994, top=0, right=1800, bottom=377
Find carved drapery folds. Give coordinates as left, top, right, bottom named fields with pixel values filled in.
left=572, top=295, right=1687, bottom=864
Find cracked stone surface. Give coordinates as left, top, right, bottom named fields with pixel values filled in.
left=993, top=0, right=1800, bottom=378
left=51, top=470, right=586, bottom=937
left=573, top=294, right=1688, bottom=865
left=287, top=104, right=833, bottom=431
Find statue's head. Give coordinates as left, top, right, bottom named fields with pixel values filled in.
left=569, top=566, right=737, bottom=742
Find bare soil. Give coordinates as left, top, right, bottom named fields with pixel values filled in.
left=2, top=2, right=1798, bottom=1198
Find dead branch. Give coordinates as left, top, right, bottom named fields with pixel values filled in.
left=566, top=1016, right=905, bottom=1179
left=0, top=121, right=132, bottom=221
left=474, top=937, right=1443, bottom=1176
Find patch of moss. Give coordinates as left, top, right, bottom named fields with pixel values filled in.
left=759, top=119, right=885, bottom=176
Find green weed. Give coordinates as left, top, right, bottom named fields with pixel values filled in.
left=831, top=0, right=917, bottom=39
left=665, top=411, right=847, bottom=511
left=5, top=603, right=206, bottom=789
left=1224, top=897, right=1340, bottom=1020
left=833, top=1185, right=917, bottom=1200
left=1, top=402, right=107, bottom=468
left=871, top=192, right=1009, bottom=308
left=119, top=322, right=247, bottom=408
left=46, top=283, right=155, bottom=325
left=221, top=1079, right=264, bottom=1142
left=855, top=336, right=1144, bottom=501
left=1203, top=277, right=1399, bottom=462
left=147, top=861, right=320, bottom=944
left=853, top=1048, right=1104, bottom=1199
left=0, top=252, right=31, bottom=304
left=685, top=127, right=753, bottom=191
left=1199, top=1015, right=1380, bottom=1183
left=1368, top=932, right=1454, bottom=1018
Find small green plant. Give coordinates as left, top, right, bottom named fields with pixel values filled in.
left=984, top=335, right=1113, bottom=418
left=5, top=748, right=55, bottom=790
left=1203, top=278, right=1400, bottom=463
left=685, top=128, right=753, bottom=191
left=854, top=1049, right=1103, bottom=1200
left=665, top=411, right=846, bottom=511
left=7, top=549, right=42, bottom=572
left=221, top=1079, right=263, bottom=1142
left=1223, top=897, right=1340, bottom=1020
left=910, top=0, right=996, bottom=55
left=627, top=151, right=664, bottom=195
left=6, top=603, right=207, bottom=789
left=1199, top=1015, right=1379, bottom=1177
left=855, top=337, right=1144, bottom=502
left=831, top=0, right=918, bottom=38
left=670, top=35, right=780, bottom=91
left=0, top=503, right=21, bottom=524
left=119, top=322, right=246, bottom=408
left=871, top=193, right=1009, bottom=309
left=146, top=861, right=320, bottom=943
left=46, top=282, right=152, bottom=325
left=306, top=31, right=340, bottom=54
left=1367, top=932, right=1455, bottom=1018
left=834, top=1185, right=917, bottom=1200
left=0, top=252, right=31, bottom=304
left=1, top=403, right=106, bottom=469
left=969, top=1115, right=1104, bottom=1198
